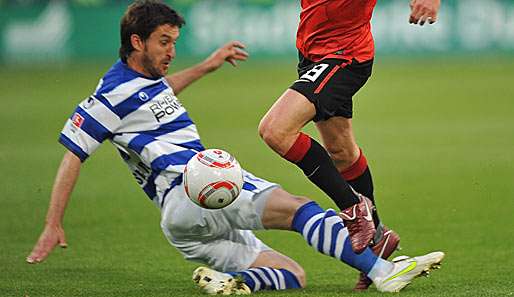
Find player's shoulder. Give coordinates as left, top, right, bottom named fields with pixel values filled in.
left=94, top=60, right=167, bottom=104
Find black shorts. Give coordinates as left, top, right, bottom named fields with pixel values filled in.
left=289, top=52, right=373, bottom=121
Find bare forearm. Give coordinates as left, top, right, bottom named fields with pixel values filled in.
left=166, top=41, right=248, bottom=95
left=26, top=150, right=80, bottom=263
left=45, top=151, right=81, bottom=227
left=166, top=62, right=212, bottom=95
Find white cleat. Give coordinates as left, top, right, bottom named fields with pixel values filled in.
left=375, top=251, right=445, bottom=293
left=192, top=266, right=251, bottom=295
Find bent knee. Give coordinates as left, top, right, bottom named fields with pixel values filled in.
left=258, top=120, right=282, bottom=150
left=258, top=119, right=295, bottom=155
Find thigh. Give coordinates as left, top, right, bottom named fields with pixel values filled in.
left=261, top=89, right=315, bottom=132
left=170, top=229, right=272, bottom=272
left=220, top=171, right=280, bottom=230
left=160, top=194, right=272, bottom=272
left=259, top=89, right=316, bottom=154
left=160, top=171, right=279, bottom=241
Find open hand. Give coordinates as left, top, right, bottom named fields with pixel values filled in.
left=203, top=41, right=249, bottom=72
left=26, top=225, right=67, bottom=264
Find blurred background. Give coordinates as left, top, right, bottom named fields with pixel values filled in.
left=1, top=0, right=514, bottom=62
left=1, top=1, right=513, bottom=296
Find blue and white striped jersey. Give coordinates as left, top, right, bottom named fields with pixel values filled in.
left=59, top=60, right=205, bottom=208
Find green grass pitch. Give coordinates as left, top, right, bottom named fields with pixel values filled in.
left=1, top=56, right=513, bottom=296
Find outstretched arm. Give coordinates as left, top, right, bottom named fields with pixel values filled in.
left=166, top=41, right=248, bottom=95
left=409, top=0, right=441, bottom=25
left=26, top=151, right=82, bottom=264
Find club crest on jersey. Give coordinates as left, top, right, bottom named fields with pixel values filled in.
left=138, top=91, right=150, bottom=101
left=72, top=113, right=84, bottom=128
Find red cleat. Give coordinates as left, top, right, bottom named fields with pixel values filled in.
left=353, top=226, right=401, bottom=291
left=339, top=195, right=376, bottom=254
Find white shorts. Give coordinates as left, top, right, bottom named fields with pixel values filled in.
left=160, top=170, right=279, bottom=272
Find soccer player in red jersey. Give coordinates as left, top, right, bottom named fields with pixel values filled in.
left=258, top=0, right=441, bottom=291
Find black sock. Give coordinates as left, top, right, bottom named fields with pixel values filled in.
left=347, top=167, right=381, bottom=227
left=296, top=139, right=359, bottom=209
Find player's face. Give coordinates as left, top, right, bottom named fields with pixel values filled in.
left=141, top=24, right=179, bottom=78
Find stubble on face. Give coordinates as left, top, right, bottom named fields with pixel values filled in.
left=141, top=50, right=163, bottom=78
left=130, top=24, right=178, bottom=79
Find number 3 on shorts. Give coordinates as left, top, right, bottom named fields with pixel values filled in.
left=300, top=63, right=330, bottom=82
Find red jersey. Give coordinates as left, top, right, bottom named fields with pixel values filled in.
left=296, top=0, right=377, bottom=62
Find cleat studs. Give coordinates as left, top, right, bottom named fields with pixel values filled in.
left=430, top=262, right=442, bottom=270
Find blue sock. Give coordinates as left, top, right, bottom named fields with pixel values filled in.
left=228, top=267, right=301, bottom=291
left=292, top=201, right=378, bottom=274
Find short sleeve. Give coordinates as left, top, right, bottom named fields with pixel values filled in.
left=59, top=95, right=121, bottom=162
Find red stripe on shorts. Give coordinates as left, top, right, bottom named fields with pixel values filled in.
left=313, top=61, right=350, bottom=94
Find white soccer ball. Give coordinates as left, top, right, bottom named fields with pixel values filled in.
left=184, top=149, right=244, bottom=209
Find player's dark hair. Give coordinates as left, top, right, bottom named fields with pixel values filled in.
left=119, top=0, right=185, bottom=63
